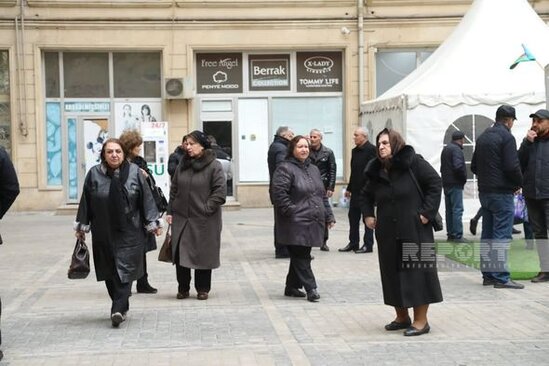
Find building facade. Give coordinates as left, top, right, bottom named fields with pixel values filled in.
left=1, top=0, right=548, bottom=211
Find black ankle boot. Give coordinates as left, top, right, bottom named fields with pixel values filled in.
left=136, top=281, right=158, bottom=294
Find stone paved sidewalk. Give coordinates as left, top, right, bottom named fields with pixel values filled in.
left=0, top=208, right=548, bottom=365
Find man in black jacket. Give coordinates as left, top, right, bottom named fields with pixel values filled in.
left=268, top=126, right=294, bottom=258
left=440, top=131, right=469, bottom=243
left=0, top=146, right=20, bottom=362
left=518, top=109, right=549, bottom=283
left=167, top=136, right=187, bottom=179
left=471, top=105, right=523, bottom=289
left=309, top=129, right=337, bottom=251
left=339, top=127, right=376, bottom=253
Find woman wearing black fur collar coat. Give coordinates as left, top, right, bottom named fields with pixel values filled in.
left=361, top=129, right=443, bottom=337
left=166, top=130, right=227, bottom=301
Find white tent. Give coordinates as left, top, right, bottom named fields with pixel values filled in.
left=361, top=0, right=549, bottom=196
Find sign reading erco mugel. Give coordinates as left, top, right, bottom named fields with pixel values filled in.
left=296, top=52, right=343, bottom=92
left=196, top=53, right=243, bottom=94
left=249, top=54, right=290, bottom=91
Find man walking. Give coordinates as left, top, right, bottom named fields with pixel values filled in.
left=518, top=109, right=549, bottom=283
left=440, top=131, right=469, bottom=243
left=0, top=146, right=20, bottom=362
left=309, top=129, right=337, bottom=251
left=268, top=126, right=294, bottom=258
left=471, top=105, right=523, bottom=289
left=339, top=127, right=376, bottom=253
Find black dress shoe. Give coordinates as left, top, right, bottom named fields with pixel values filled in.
left=320, top=243, right=330, bottom=251
left=384, top=318, right=411, bottom=331
left=306, top=289, right=320, bottom=302
left=136, top=282, right=158, bottom=294
left=284, top=287, right=306, bottom=297
left=469, top=218, right=478, bottom=236
left=482, top=277, right=498, bottom=286
left=355, top=245, right=373, bottom=253
left=404, top=323, right=430, bottom=336
left=111, top=312, right=126, bottom=327
left=338, top=243, right=359, bottom=252
left=512, top=228, right=521, bottom=234
left=531, top=272, right=549, bottom=283
left=176, top=291, right=190, bottom=299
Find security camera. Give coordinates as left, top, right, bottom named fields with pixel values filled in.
left=341, top=26, right=351, bottom=35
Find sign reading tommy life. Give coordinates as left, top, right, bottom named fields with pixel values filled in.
left=248, top=54, right=291, bottom=91
left=296, top=51, right=342, bottom=92
left=196, top=53, right=243, bottom=94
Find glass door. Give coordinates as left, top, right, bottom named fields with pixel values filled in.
left=203, top=120, right=233, bottom=196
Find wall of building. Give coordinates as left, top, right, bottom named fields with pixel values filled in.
left=0, top=0, right=548, bottom=211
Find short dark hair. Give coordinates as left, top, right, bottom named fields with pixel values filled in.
left=100, top=138, right=125, bottom=163
left=286, top=135, right=310, bottom=159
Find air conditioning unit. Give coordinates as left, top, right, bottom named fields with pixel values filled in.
left=164, top=77, right=193, bottom=99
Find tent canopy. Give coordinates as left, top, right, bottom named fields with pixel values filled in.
left=363, top=0, right=549, bottom=112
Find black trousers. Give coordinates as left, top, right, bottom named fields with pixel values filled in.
left=105, top=272, right=132, bottom=315
left=136, top=252, right=149, bottom=287
left=348, top=203, right=374, bottom=248
left=176, top=265, right=212, bottom=293
left=286, top=245, right=317, bottom=292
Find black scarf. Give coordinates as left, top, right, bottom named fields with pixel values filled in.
left=105, top=160, right=131, bottom=232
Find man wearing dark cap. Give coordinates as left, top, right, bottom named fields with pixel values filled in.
left=440, top=130, right=468, bottom=243
left=518, top=109, right=549, bottom=283
left=471, top=104, right=524, bottom=289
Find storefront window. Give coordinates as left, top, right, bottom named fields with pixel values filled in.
left=271, top=97, right=343, bottom=179
left=0, top=50, right=11, bottom=154
left=63, top=52, right=109, bottom=98
left=113, top=52, right=161, bottom=98
left=45, top=52, right=60, bottom=98
left=376, top=49, right=433, bottom=96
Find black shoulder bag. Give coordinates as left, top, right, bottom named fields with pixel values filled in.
left=408, top=168, right=443, bottom=232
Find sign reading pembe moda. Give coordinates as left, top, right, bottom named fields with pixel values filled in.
left=296, top=51, right=342, bottom=92
left=249, top=54, right=290, bottom=91
left=196, top=53, right=243, bottom=94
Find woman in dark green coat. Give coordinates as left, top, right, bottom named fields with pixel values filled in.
left=166, top=130, right=226, bottom=301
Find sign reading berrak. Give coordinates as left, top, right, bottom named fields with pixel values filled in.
left=296, top=51, right=343, bottom=92
left=249, top=54, right=290, bottom=91
left=196, top=53, right=243, bottom=94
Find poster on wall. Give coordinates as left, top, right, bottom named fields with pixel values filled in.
left=296, top=51, right=343, bottom=92
left=83, top=119, right=109, bottom=174
left=141, top=121, right=169, bottom=198
left=248, top=54, right=291, bottom=91
left=114, top=101, right=161, bottom=137
left=196, top=53, right=243, bottom=94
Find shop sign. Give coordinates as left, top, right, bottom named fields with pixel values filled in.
left=64, top=101, right=110, bottom=113
left=196, top=53, right=243, bottom=94
left=296, top=52, right=343, bottom=92
left=249, top=54, right=290, bottom=91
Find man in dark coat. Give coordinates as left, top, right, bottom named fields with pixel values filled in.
left=268, top=126, right=294, bottom=258
left=339, top=127, right=376, bottom=253
left=309, top=129, right=337, bottom=251
left=518, top=109, right=549, bottom=283
left=471, top=104, right=524, bottom=289
left=440, top=130, right=469, bottom=243
left=168, top=136, right=187, bottom=179
left=0, top=146, right=19, bottom=361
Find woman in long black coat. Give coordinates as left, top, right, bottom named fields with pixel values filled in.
left=272, top=135, right=335, bottom=302
left=361, top=129, right=442, bottom=336
left=75, top=138, right=161, bottom=327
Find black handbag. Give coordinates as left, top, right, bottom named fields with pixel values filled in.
left=408, top=168, right=444, bottom=232
left=147, top=176, right=168, bottom=214
left=68, top=238, right=90, bottom=279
